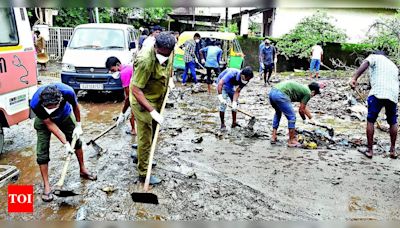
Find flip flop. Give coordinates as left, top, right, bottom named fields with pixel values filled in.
left=287, top=143, right=302, bottom=148
left=80, top=172, right=97, bottom=181
left=125, top=130, right=137, bottom=135
left=41, top=192, right=54, bottom=202
left=358, top=150, right=373, bottom=159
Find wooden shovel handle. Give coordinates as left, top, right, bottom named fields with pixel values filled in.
left=55, top=136, right=78, bottom=188
left=86, top=122, right=117, bottom=145
left=228, top=104, right=255, bottom=118
left=144, top=54, right=174, bottom=191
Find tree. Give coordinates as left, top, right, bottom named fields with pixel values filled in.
left=53, top=8, right=89, bottom=27
left=219, top=23, right=238, bottom=34
left=366, top=11, right=400, bottom=66
left=143, top=8, right=172, bottom=24
left=276, top=11, right=347, bottom=59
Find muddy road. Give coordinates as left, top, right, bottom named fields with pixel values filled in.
left=0, top=71, right=399, bottom=220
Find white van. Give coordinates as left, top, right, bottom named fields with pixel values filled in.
left=61, top=23, right=138, bottom=92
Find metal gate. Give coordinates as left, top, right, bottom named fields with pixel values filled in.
left=45, top=27, right=74, bottom=61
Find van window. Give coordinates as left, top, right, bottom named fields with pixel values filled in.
left=0, top=8, right=19, bottom=46
left=69, top=28, right=125, bottom=49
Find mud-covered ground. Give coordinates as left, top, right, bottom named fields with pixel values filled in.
left=0, top=66, right=400, bottom=220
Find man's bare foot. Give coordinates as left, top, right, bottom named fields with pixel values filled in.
left=389, top=150, right=398, bottom=159
left=80, top=169, right=97, bottom=180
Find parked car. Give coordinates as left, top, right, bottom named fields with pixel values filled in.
left=173, top=31, right=245, bottom=81
left=61, top=23, right=139, bottom=92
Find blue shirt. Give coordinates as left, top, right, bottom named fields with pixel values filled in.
left=258, top=42, right=265, bottom=61
left=217, top=68, right=247, bottom=92
left=261, top=45, right=276, bottom=65
left=30, top=83, right=78, bottom=123
left=200, top=46, right=222, bottom=68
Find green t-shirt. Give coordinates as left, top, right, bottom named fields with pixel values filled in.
left=129, top=45, right=173, bottom=106
left=275, top=81, right=311, bottom=104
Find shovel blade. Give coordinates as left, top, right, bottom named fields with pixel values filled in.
left=131, top=192, right=159, bottom=204
left=328, top=129, right=335, bottom=137
left=53, top=189, right=80, bottom=197
left=247, top=117, right=256, bottom=130
left=91, top=141, right=105, bottom=155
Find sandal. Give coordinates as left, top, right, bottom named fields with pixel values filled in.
left=125, top=130, right=137, bottom=135
left=288, top=142, right=302, bottom=148
left=80, top=172, right=97, bottom=181
left=41, top=192, right=54, bottom=202
left=358, top=150, right=373, bottom=159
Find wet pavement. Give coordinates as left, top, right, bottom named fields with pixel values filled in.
left=0, top=67, right=400, bottom=220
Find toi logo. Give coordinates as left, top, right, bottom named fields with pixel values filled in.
left=8, top=185, right=34, bottom=213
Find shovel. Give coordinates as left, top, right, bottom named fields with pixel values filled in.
left=86, top=122, right=117, bottom=154
left=228, top=104, right=257, bottom=130
left=195, top=60, right=207, bottom=75
left=53, top=136, right=80, bottom=197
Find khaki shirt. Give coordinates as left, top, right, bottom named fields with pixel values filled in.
left=129, top=45, right=173, bottom=107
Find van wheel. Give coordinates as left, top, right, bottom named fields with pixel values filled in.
left=0, top=125, right=4, bottom=155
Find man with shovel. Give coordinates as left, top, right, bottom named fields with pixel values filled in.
left=216, top=66, right=254, bottom=130
left=349, top=50, right=399, bottom=159
left=269, top=80, right=321, bottom=147
left=30, top=83, right=96, bottom=202
left=130, top=32, right=176, bottom=185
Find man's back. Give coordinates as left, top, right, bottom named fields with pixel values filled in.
left=311, top=45, right=323, bottom=60
left=366, top=54, right=399, bottom=103
left=204, top=45, right=222, bottom=68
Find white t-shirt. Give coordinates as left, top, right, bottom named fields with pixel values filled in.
left=311, top=45, right=323, bottom=60
left=141, top=36, right=156, bottom=48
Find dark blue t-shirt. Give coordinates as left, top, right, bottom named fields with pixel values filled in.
left=30, top=83, right=78, bottom=123
left=261, top=45, right=276, bottom=65
left=217, top=68, right=247, bottom=92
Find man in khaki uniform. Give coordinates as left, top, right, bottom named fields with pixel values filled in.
left=130, top=32, right=176, bottom=185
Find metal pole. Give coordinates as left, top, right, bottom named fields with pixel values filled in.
left=95, top=7, right=99, bottom=23
left=192, top=7, right=195, bottom=28
left=57, top=28, right=61, bottom=60
left=225, top=8, right=228, bottom=28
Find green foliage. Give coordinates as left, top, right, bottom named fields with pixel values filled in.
left=143, top=7, right=172, bottom=23
left=54, top=8, right=89, bottom=27
left=276, top=11, right=347, bottom=59
left=52, top=7, right=172, bottom=28
left=219, top=23, right=238, bottom=34
left=365, top=11, right=400, bottom=65
left=249, top=19, right=261, bottom=35
left=340, top=43, right=374, bottom=53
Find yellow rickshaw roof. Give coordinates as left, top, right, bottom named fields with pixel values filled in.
left=177, top=31, right=237, bottom=46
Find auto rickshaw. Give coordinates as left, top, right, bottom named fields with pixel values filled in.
left=173, top=31, right=245, bottom=82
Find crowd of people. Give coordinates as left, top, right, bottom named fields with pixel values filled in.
left=29, top=25, right=399, bottom=202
